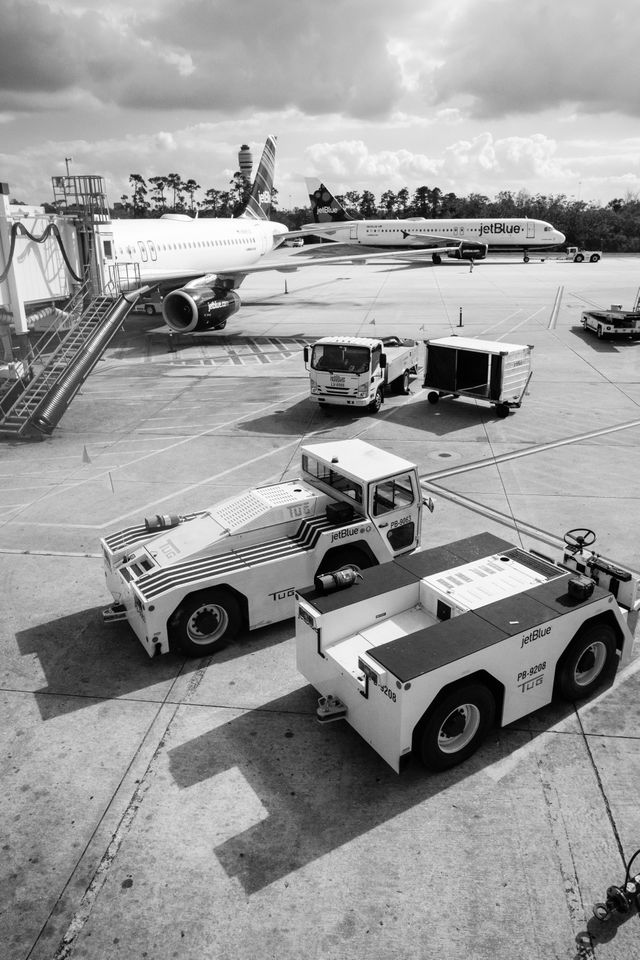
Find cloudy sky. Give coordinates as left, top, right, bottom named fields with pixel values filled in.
left=2, top=0, right=639, bottom=210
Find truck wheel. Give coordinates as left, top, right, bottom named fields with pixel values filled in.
left=170, top=588, right=242, bottom=657
left=427, top=391, right=440, bottom=405
left=590, top=254, right=600, bottom=263
left=394, top=370, right=410, bottom=395
left=574, top=253, right=584, bottom=263
left=416, top=683, right=495, bottom=771
left=369, top=388, right=383, bottom=414
left=144, top=304, right=156, bottom=315
left=556, top=624, right=617, bottom=700
left=495, top=404, right=510, bottom=418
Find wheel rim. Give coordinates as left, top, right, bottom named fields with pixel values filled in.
left=186, top=603, right=228, bottom=645
left=437, top=703, right=481, bottom=754
left=574, top=641, right=607, bottom=687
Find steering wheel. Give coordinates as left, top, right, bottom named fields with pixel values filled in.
left=563, top=528, right=596, bottom=551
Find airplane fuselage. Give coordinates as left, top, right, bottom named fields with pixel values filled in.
left=304, top=217, right=565, bottom=250
left=94, top=215, right=287, bottom=285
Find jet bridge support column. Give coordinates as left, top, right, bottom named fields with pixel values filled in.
left=0, top=183, right=29, bottom=335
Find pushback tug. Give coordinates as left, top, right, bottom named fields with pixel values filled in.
left=295, top=528, right=639, bottom=771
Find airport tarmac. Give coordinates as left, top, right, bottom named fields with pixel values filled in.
left=1, top=249, right=639, bottom=960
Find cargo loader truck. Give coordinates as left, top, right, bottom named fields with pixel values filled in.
left=296, top=527, right=639, bottom=772
left=101, top=439, right=434, bottom=657
left=304, top=336, right=420, bottom=413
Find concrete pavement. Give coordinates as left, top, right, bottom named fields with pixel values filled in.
left=1, top=250, right=639, bottom=960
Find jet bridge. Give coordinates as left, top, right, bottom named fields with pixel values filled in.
left=0, top=177, right=144, bottom=438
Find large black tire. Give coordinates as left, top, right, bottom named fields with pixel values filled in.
left=144, top=304, right=156, bottom=316
left=574, top=253, right=584, bottom=263
left=369, top=388, right=383, bottom=414
left=495, top=403, right=510, bottom=418
left=416, top=683, right=495, bottom=771
left=590, top=254, right=600, bottom=263
left=427, top=391, right=440, bottom=405
left=169, top=588, right=242, bottom=657
left=316, top=547, right=377, bottom=578
left=394, top=370, right=410, bottom=395
left=556, top=623, right=617, bottom=700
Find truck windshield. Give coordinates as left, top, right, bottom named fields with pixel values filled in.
left=311, top=344, right=371, bottom=374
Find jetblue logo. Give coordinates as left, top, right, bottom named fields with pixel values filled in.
left=520, top=625, right=551, bottom=648
left=480, top=223, right=522, bottom=236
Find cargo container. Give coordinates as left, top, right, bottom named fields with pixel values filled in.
left=422, top=336, right=533, bottom=417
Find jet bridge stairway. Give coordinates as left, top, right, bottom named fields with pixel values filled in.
left=0, top=284, right=147, bottom=439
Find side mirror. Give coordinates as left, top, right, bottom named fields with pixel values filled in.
left=380, top=353, right=387, bottom=369
left=422, top=496, right=435, bottom=514
left=303, top=346, right=309, bottom=364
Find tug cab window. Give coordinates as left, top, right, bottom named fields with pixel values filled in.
left=302, top=455, right=363, bottom=505
left=372, top=472, right=415, bottom=516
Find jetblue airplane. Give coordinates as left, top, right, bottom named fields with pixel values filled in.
left=94, top=137, right=290, bottom=333
left=94, top=139, right=454, bottom=335
left=301, top=178, right=565, bottom=264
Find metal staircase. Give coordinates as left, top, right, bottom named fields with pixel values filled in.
left=0, top=281, right=146, bottom=439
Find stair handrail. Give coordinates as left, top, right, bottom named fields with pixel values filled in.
left=22, top=280, right=94, bottom=372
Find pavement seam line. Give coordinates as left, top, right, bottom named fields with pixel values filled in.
left=44, top=659, right=210, bottom=960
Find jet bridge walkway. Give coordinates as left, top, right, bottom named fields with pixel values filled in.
left=0, top=282, right=147, bottom=439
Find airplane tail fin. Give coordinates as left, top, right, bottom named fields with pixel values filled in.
left=305, top=178, right=353, bottom=223
left=240, top=136, right=277, bottom=220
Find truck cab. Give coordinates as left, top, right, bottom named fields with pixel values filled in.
left=304, top=336, right=419, bottom=413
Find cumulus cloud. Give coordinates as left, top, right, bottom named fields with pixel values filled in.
left=0, top=0, right=420, bottom=119
left=426, top=0, right=640, bottom=118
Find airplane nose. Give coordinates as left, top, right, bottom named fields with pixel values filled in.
left=556, top=230, right=566, bottom=243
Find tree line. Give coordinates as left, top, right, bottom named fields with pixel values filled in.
left=118, top=172, right=640, bottom=251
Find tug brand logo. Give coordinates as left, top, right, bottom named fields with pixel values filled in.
left=480, top=223, right=522, bottom=237
left=520, top=625, right=551, bottom=648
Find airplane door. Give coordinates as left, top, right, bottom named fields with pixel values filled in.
left=369, top=472, right=421, bottom=555
left=350, top=224, right=358, bottom=241
left=527, top=221, right=535, bottom=239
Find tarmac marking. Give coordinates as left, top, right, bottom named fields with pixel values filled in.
left=0, top=388, right=311, bottom=531
left=420, top=415, right=640, bottom=484
left=48, top=662, right=214, bottom=960
left=548, top=285, right=564, bottom=329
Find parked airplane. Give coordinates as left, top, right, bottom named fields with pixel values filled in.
left=93, top=136, right=289, bottom=333
left=93, top=138, right=457, bottom=335
left=300, top=178, right=566, bottom=263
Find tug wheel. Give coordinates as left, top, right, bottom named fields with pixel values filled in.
left=170, top=588, right=242, bottom=657
left=315, top=547, right=376, bottom=579
left=495, top=404, right=510, bottom=418
left=427, top=391, right=440, bottom=405
left=556, top=624, right=617, bottom=700
left=416, top=683, right=495, bottom=771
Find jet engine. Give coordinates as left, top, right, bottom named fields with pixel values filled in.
left=448, top=241, right=488, bottom=261
left=162, top=286, right=241, bottom=333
